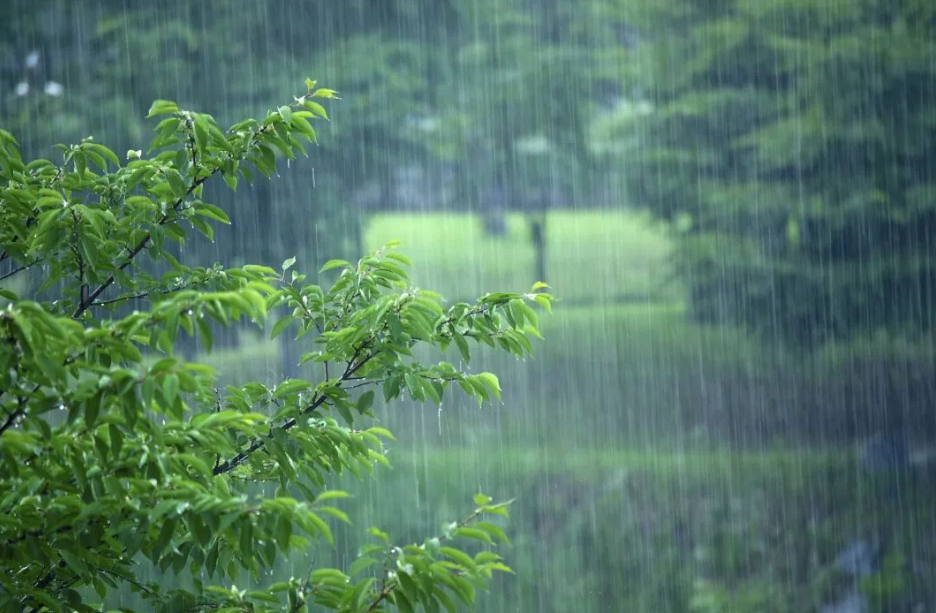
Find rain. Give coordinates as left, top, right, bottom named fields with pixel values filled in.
left=1, top=0, right=934, bottom=612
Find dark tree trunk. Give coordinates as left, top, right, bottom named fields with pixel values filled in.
left=529, top=213, right=547, bottom=283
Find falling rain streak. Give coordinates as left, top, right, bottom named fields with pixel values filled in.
left=1, top=1, right=935, bottom=612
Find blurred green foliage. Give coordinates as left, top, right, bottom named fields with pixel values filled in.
left=3, top=0, right=933, bottom=346
left=608, top=0, right=936, bottom=345
left=312, top=446, right=935, bottom=613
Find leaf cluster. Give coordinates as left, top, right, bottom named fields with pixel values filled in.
left=0, top=83, right=553, bottom=612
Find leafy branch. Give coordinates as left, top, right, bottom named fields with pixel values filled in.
left=0, top=81, right=549, bottom=613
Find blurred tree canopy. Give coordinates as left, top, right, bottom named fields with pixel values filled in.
left=2, top=0, right=934, bottom=346
left=603, top=0, right=936, bottom=345
left=0, top=0, right=609, bottom=210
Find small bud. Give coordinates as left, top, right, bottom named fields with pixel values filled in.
left=127, top=149, right=142, bottom=160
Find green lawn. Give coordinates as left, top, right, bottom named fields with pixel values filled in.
left=362, top=209, right=680, bottom=302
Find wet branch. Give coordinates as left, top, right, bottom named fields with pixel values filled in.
left=363, top=505, right=487, bottom=613
left=90, top=279, right=197, bottom=308
left=212, top=351, right=376, bottom=476
left=72, top=111, right=287, bottom=320
left=0, top=259, right=39, bottom=282
left=71, top=175, right=208, bottom=319
left=0, top=395, right=30, bottom=435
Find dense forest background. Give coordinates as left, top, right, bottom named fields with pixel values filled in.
left=2, top=0, right=935, bottom=611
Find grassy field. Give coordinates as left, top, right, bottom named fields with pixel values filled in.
left=362, top=209, right=680, bottom=302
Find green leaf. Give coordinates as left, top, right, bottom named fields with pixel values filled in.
left=273, top=378, right=311, bottom=399
left=474, top=521, right=509, bottom=544
left=193, top=114, right=210, bottom=155
left=270, top=314, right=296, bottom=340
left=318, top=506, right=350, bottom=523
left=147, top=99, right=179, bottom=117
left=367, top=527, right=389, bottom=543
left=306, top=512, right=333, bottom=544
left=314, top=490, right=350, bottom=504
left=302, top=100, right=329, bottom=120
left=357, top=390, right=375, bottom=413
left=453, top=527, right=493, bottom=544
left=162, top=373, right=179, bottom=406
left=319, top=259, right=351, bottom=273
left=473, top=493, right=492, bottom=506
left=453, top=334, right=471, bottom=364
left=349, top=556, right=377, bottom=577
left=439, top=546, right=477, bottom=570
left=312, top=88, right=340, bottom=99
left=532, top=293, right=553, bottom=313
left=194, top=202, right=230, bottom=224
left=86, top=143, right=120, bottom=167
left=366, top=426, right=395, bottom=440
left=476, top=372, right=501, bottom=400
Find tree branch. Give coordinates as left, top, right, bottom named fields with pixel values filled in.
left=0, top=259, right=39, bottom=282
left=94, top=565, right=156, bottom=597
left=362, top=505, right=487, bottom=613
left=71, top=176, right=208, bottom=319
left=90, top=279, right=196, bottom=308
left=72, top=108, right=288, bottom=320
left=22, top=560, right=71, bottom=613
left=364, top=583, right=395, bottom=613
left=343, top=379, right=382, bottom=391
left=0, top=395, right=29, bottom=435
left=212, top=351, right=375, bottom=476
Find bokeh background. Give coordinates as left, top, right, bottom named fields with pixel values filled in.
left=2, top=1, right=935, bottom=611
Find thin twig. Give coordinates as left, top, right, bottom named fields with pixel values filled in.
left=0, top=395, right=29, bottom=435
left=362, top=506, right=487, bottom=613
left=364, top=584, right=395, bottom=613
left=213, top=387, right=223, bottom=471
left=343, top=379, right=382, bottom=391
left=212, top=351, right=375, bottom=476
left=94, top=565, right=156, bottom=596
left=92, top=291, right=152, bottom=307
left=71, top=176, right=206, bottom=319
left=0, top=259, right=39, bottom=282
left=91, top=279, right=198, bottom=308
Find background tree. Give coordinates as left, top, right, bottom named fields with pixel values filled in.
left=600, top=0, right=936, bottom=345
left=0, top=0, right=620, bottom=294
left=0, top=83, right=553, bottom=612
